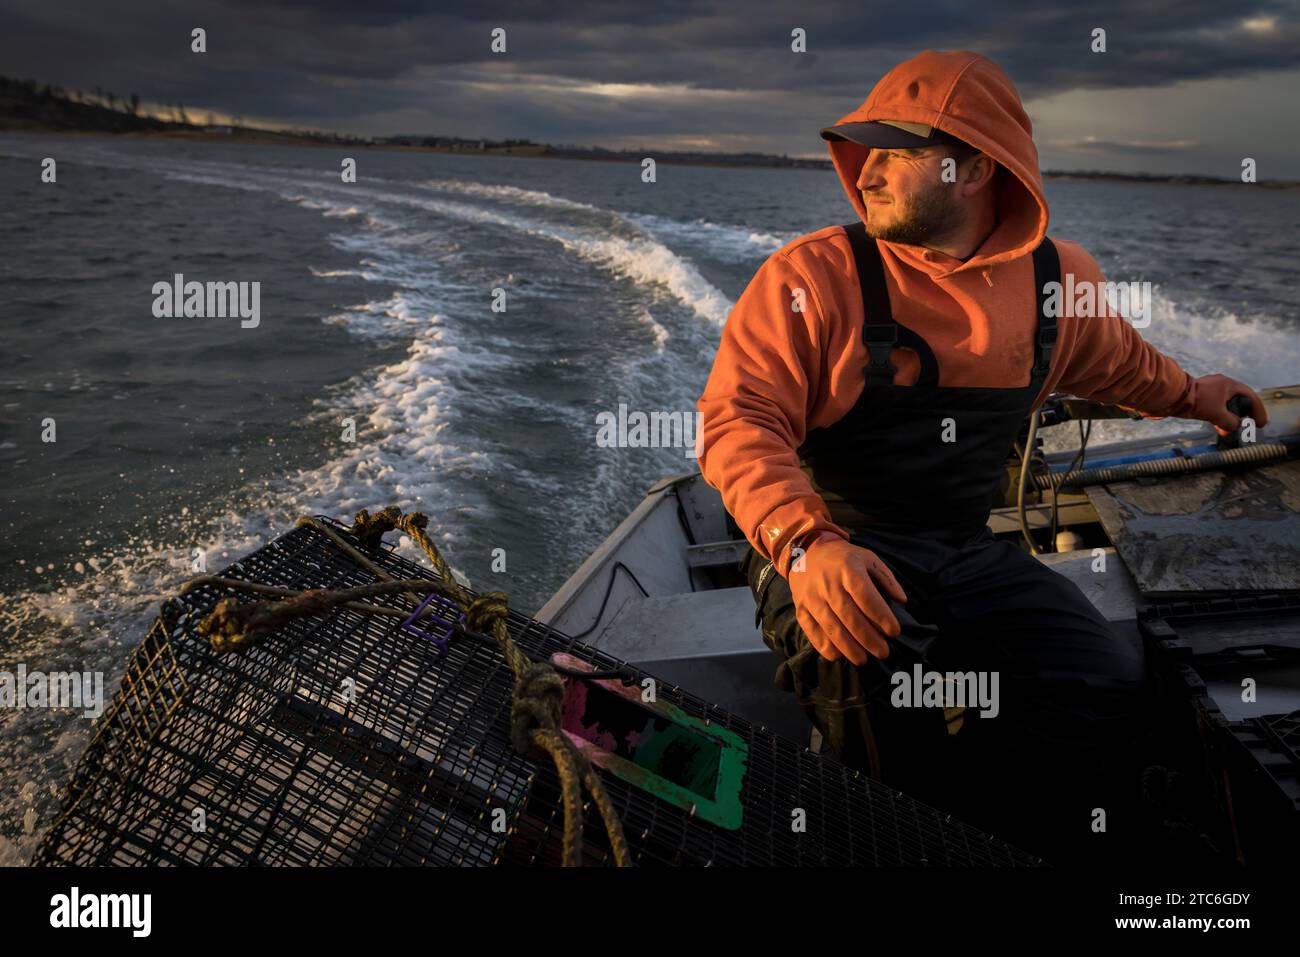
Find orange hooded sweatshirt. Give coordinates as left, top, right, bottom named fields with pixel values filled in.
left=697, top=50, right=1197, bottom=579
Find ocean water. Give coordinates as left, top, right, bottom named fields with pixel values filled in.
left=1, top=132, right=1298, bottom=862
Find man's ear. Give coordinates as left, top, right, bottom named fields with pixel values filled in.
left=963, top=153, right=998, bottom=194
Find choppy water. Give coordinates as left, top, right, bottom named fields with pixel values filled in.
left=1, top=132, right=1297, bottom=863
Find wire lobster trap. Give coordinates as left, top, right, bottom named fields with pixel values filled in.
left=32, top=512, right=1039, bottom=867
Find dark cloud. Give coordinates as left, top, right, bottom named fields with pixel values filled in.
left=1, top=0, right=1297, bottom=173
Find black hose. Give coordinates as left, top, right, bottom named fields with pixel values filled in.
left=1050, top=418, right=1091, bottom=550
left=568, top=560, right=651, bottom=640
left=1017, top=410, right=1042, bottom=555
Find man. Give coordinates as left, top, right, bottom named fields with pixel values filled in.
left=696, top=50, right=1268, bottom=863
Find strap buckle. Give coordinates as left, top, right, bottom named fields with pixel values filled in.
left=863, top=323, right=898, bottom=382
left=1035, top=321, right=1058, bottom=374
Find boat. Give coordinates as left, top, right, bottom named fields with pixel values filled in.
left=30, top=388, right=1300, bottom=866
left=538, top=386, right=1300, bottom=864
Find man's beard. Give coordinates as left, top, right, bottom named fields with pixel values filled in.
left=866, top=180, right=966, bottom=247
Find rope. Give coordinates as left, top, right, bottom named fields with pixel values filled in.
left=191, top=506, right=632, bottom=867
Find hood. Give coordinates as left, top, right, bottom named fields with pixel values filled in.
left=826, top=50, right=1048, bottom=275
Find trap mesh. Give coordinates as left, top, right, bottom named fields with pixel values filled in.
left=32, top=517, right=1039, bottom=867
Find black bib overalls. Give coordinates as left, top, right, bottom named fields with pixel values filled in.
left=741, top=223, right=1161, bottom=863
left=797, top=221, right=1058, bottom=542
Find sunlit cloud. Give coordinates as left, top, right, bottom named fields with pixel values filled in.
left=447, top=70, right=757, bottom=105
left=1242, top=15, right=1278, bottom=34
left=1052, top=135, right=1198, bottom=153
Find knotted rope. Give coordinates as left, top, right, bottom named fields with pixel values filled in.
left=190, top=506, right=631, bottom=867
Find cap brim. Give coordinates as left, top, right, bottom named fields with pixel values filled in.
left=819, top=121, right=940, bottom=148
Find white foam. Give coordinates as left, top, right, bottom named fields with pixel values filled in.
left=1139, top=290, right=1298, bottom=385
left=557, top=232, right=732, bottom=325
left=145, top=162, right=735, bottom=328
left=322, top=292, right=431, bottom=338
left=1042, top=289, right=1298, bottom=452
left=358, top=186, right=734, bottom=325
left=637, top=307, right=671, bottom=349
left=627, top=212, right=794, bottom=262
left=416, top=178, right=599, bottom=213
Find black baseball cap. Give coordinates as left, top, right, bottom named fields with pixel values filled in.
left=820, top=119, right=956, bottom=149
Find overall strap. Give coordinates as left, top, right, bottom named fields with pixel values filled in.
left=842, top=222, right=940, bottom=387
left=1030, top=237, right=1060, bottom=380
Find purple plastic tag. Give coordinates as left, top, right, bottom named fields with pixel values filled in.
left=400, top=592, right=464, bottom=653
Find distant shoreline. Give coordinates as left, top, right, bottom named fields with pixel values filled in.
left=7, top=125, right=1298, bottom=191
left=2, top=73, right=1296, bottom=189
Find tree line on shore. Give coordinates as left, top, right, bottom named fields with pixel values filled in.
left=3, top=74, right=1293, bottom=184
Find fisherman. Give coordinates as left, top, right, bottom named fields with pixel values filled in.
left=696, top=50, right=1269, bottom=863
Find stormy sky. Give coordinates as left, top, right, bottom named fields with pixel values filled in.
left=4, top=0, right=1299, bottom=177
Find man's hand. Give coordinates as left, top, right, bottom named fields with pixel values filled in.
left=787, top=535, right=907, bottom=665
left=1189, top=374, right=1270, bottom=434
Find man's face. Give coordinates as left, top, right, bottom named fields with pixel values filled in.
left=855, top=147, right=966, bottom=246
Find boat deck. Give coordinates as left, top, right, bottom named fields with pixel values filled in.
left=536, top=388, right=1300, bottom=862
